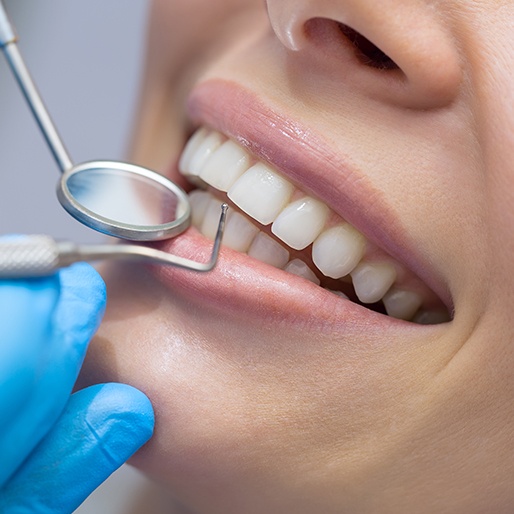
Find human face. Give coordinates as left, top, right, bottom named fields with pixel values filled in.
left=78, top=1, right=514, bottom=512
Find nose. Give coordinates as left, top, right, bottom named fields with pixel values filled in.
left=266, top=0, right=462, bottom=109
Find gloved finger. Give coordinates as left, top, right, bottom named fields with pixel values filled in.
left=0, top=264, right=106, bottom=487
left=0, top=275, right=61, bottom=486
left=0, top=275, right=59, bottom=427
left=0, top=383, right=154, bottom=514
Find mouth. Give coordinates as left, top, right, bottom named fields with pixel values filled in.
left=149, top=80, right=451, bottom=327
left=174, top=121, right=449, bottom=325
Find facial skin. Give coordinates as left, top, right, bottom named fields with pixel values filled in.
left=77, top=1, right=514, bottom=513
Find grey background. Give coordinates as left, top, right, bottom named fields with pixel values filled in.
left=1, top=1, right=155, bottom=512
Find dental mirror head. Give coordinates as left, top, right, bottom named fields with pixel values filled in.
left=58, top=161, right=191, bottom=241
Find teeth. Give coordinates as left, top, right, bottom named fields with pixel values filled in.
left=413, top=310, right=451, bottom=325
left=284, top=259, right=320, bottom=285
left=180, top=128, right=447, bottom=323
left=247, top=233, right=290, bottom=269
left=222, top=211, right=259, bottom=253
left=383, top=288, right=423, bottom=320
left=351, top=262, right=397, bottom=304
left=179, top=129, right=224, bottom=183
left=272, top=197, right=329, bottom=250
left=228, top=163, right=294, bottom=225
left=199, top=140, right=250, bottom=192
left=189, top=190, right=212, bottom=227
left=311, top=224, right=366, bottom=279
left=200, top=198, right=225, bottom=240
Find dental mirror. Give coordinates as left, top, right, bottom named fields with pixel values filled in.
left=0, top=1, right=227, bottom=277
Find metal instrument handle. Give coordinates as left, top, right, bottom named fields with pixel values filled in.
left=0, top=236, right=61, bottom=277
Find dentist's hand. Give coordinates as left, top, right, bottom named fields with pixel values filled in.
left=0, top=261, right=154, bottom=513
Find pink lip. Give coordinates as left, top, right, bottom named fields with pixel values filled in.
left=152, top=79, right=451, bottom=328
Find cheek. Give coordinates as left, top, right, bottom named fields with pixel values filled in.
left=79, top=267, right=454, bottom=498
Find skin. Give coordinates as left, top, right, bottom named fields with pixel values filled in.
left=77, top=1, right=514, bottom=512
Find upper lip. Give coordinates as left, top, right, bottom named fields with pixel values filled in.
left=184, top=79, right=452, bottom=310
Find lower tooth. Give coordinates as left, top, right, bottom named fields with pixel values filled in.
left=413, top=310, right=451, bottom=325
left=223, top=212, right=259, bottom=252
left=189, top=190, right=212, bottom=228
left=284, top=259, right=320, bottom=285
left=201, top=198, right=225, bottom=239
left=383, top=288, right=423, bottom=320
left=351, top=262, right=396, bottom=304
left=247, top=232, right=290, bottom=269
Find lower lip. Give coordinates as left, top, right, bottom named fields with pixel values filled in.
left=151, top=226, right=420, bottom=334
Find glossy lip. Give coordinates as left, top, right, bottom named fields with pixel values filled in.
left=152, top=78, right=452, bottom=328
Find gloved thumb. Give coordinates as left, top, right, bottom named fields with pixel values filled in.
left=0, top=383, right=154, bottom=514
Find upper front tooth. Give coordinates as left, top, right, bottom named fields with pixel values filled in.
left=271, top=197, right=329, bottom=250
left=311, top=224, right=366, bottom=279
left=351, top=262, right=396, bottom=304
left=228, top=163, right=294, bottom=225
left=199, top=140, right=250, bottom=192
left=180, top=129, right=224, bottom=180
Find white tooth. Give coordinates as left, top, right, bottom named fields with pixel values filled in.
left=271, top=197, right=329, bottom=250
left=200, top=198, right=225, bottom=240
left=184, top=130, right=225, bottom=180
left=247, top=232, right=290, bottom=269
left=328, top=290, right=349, bottom=300
left=383, top=288, right=423, bottom=320
left=413, top=310, right=451, bottom=325
left=284, top=259, right=320, bottom=285
left=189, top=190, right=212, bottom=228
left=199, top=140, right=251, bottom=192
left=228, top=163, right=294, bottom=225
left=351, top=262, right=396, bottom=304
left=222, top=212, right=259, bottom=252
left=311, top=224, right=366, bottom=279
left=179, top=128, right=209, bottom=176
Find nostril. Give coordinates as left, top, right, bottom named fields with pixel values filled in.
left=337, top=23, right=398, bottom=71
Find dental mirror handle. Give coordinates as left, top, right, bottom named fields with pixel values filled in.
left=0, top=205, right=228, bottom=278
left=0, top=0, right=73, bottom=172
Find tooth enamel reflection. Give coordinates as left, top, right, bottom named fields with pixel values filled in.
left=189, top=190, right=212, bottom=227
left=199, top=140, right=250, bottom=192
left=223, top=211, right=259, bottom=252
left=351, top=262, right=396, bottom=304
left=179, top=127, right=209, bottom=179
left=228, top=163, right=294, bottom=225
left=383, top=288, right=423, bottom=320
left=247, top=233, right=290, bottom=269
left=184, top=130, right=225, bottom=180
left=272, top=197, right=329, bottom=250
left=284, top=259, right=320, bottom=285
left=312, top=224, right=366, bottom=279
left=201, top=198, right=225, bottom=240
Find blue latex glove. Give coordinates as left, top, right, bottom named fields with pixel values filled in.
left=0, top=261, right=154, bottom=512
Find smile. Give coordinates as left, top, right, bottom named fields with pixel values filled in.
left=178, top=126, right=450, bottom=325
